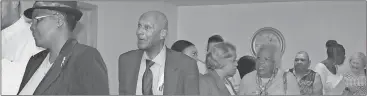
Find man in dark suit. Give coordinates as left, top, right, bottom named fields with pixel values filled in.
left=118, top=11, right=200, bottom=95
left=17, top=1, right=109, bottom=95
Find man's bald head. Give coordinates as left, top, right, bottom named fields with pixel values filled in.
left=295, top=51, right=310, bottom=61
left=139, top=11, right=168, bottom=31
left=136, top=11, right=168, bottom=50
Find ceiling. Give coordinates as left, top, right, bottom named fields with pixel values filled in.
left=161, top=0, right=362, bottom=6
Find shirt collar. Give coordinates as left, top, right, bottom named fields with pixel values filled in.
left=143, top=45, right=166, bottom=66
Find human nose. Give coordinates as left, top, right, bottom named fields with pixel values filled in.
left=30, top=23, right=36, bottom=32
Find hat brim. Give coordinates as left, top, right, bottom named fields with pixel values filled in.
left=24, top=7, right=83, bottom=21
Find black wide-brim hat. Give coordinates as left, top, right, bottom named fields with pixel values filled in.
left=24, top=1, right=83, bottom=21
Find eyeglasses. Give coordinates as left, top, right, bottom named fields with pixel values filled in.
left=31, top=15, right=55, bottom=24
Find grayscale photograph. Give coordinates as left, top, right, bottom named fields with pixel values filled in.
left=1, top=0, right=366, bottom=95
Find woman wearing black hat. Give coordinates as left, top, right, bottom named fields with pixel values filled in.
left=17, top=1, right=109, bottom=95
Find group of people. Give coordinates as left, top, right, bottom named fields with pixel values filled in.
left=2, top=0, right=366, bottom=95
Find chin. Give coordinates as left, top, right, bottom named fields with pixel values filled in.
left=137, top=44, right=149, bottom=50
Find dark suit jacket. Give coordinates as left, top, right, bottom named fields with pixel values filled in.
left=118, top=48, right=200, bottom=95
left=17, top=39, right=109, bottom=95
left=199, top=70, right=235, bottom=96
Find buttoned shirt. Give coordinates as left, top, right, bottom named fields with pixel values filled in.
left=135, top=47, right=166, bottom=95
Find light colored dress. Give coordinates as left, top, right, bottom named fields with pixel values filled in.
left=314, top=63, right=346, bottom=95
left=238, top=69, right=301, bottom=95
left=343, top=70, right=367, bottom=95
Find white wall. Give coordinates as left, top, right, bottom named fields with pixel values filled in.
left=177, top=1, right=366, bottom=73
left=21, top=1, right=178, bottom=95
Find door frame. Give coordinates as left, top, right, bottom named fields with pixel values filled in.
left=75, top=1, right=98, bottom=48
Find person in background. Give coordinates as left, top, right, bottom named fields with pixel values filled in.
left=237, top=55, right=256, bottom=78
left=206, top=35, right=224, bottom=52
left=206, top=34, right=241, bottom=93
left=314, top=40, right=347, bottom=95
left=1, top=0, right=43, bottom=95
left=18, top=1, right=109, bottom=95
left=343, top=52, right=367, bottom=95
left=171, top=40, right=207, bottom=75
left=118, top=11, right=199, bottom=95
left=200, top=42, right=238, bottom=95
left=239, top=44, right=300, bottom=95
left=287, top=51, right=323, bottom=95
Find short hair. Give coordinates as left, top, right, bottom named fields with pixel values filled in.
left=256, top=44, right=282, bottom=68
left=206, top=42, right=236, bottom=70
left=171, top=40, right=195, bottom=52
left=326, top=40, right=345, bottom=58
left=207, top=35, right=224, bottom=51
left=349, top=52, right=367, bottom=66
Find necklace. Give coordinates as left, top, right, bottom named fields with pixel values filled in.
left=256, top=68, right=278, bottom=95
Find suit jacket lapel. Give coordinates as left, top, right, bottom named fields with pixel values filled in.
left=130, top=50, right=143, bottom=94
left=163, top=48, right=179, bottom=95
left=209, top=70, right=231, bottom=95
left=17, top=50, right=49, bottom=95
left=34, top=39, right=78, bottom=94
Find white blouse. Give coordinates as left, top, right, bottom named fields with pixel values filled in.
left=314, top=63, right=346, bottom=95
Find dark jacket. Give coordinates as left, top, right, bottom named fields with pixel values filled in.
left=17, top=39, right=109, bottom=95
left=118, top=48, right=200, bottom=95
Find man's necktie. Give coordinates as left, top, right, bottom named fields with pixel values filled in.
left=142, top=59, right=154, bottom=95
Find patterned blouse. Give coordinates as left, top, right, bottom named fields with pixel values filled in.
left=288, top=68, right=316, bottom=95
left=343, top=70, right=367, bottom=95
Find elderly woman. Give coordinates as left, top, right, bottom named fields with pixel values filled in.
left=238, top=44, right=300, bottom=95
left=199, top=42, right=238, bottom=95
left=343, top=52, right=367, bottom=95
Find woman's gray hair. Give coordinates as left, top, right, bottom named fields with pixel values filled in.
left=205, top=42, right=236, bottom=70
left=349, top=52, right=367, bottom=67
left=256, top=44, right=282, bottom=69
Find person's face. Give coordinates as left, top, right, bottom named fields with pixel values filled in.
left=30, top=9, right=59, bottom=48
left=349, top=57, right=365, bottom=73
left=136, top=16, right=163, bottom=50
left=256, top=50, right=275, bottom=76
left=219, top=51, right=237, bottom=77
left=336, top=51, right=346, bottom=65
left=294, top=53, right=311, bottom=71
left=182, top=45, right=198, bottom=60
